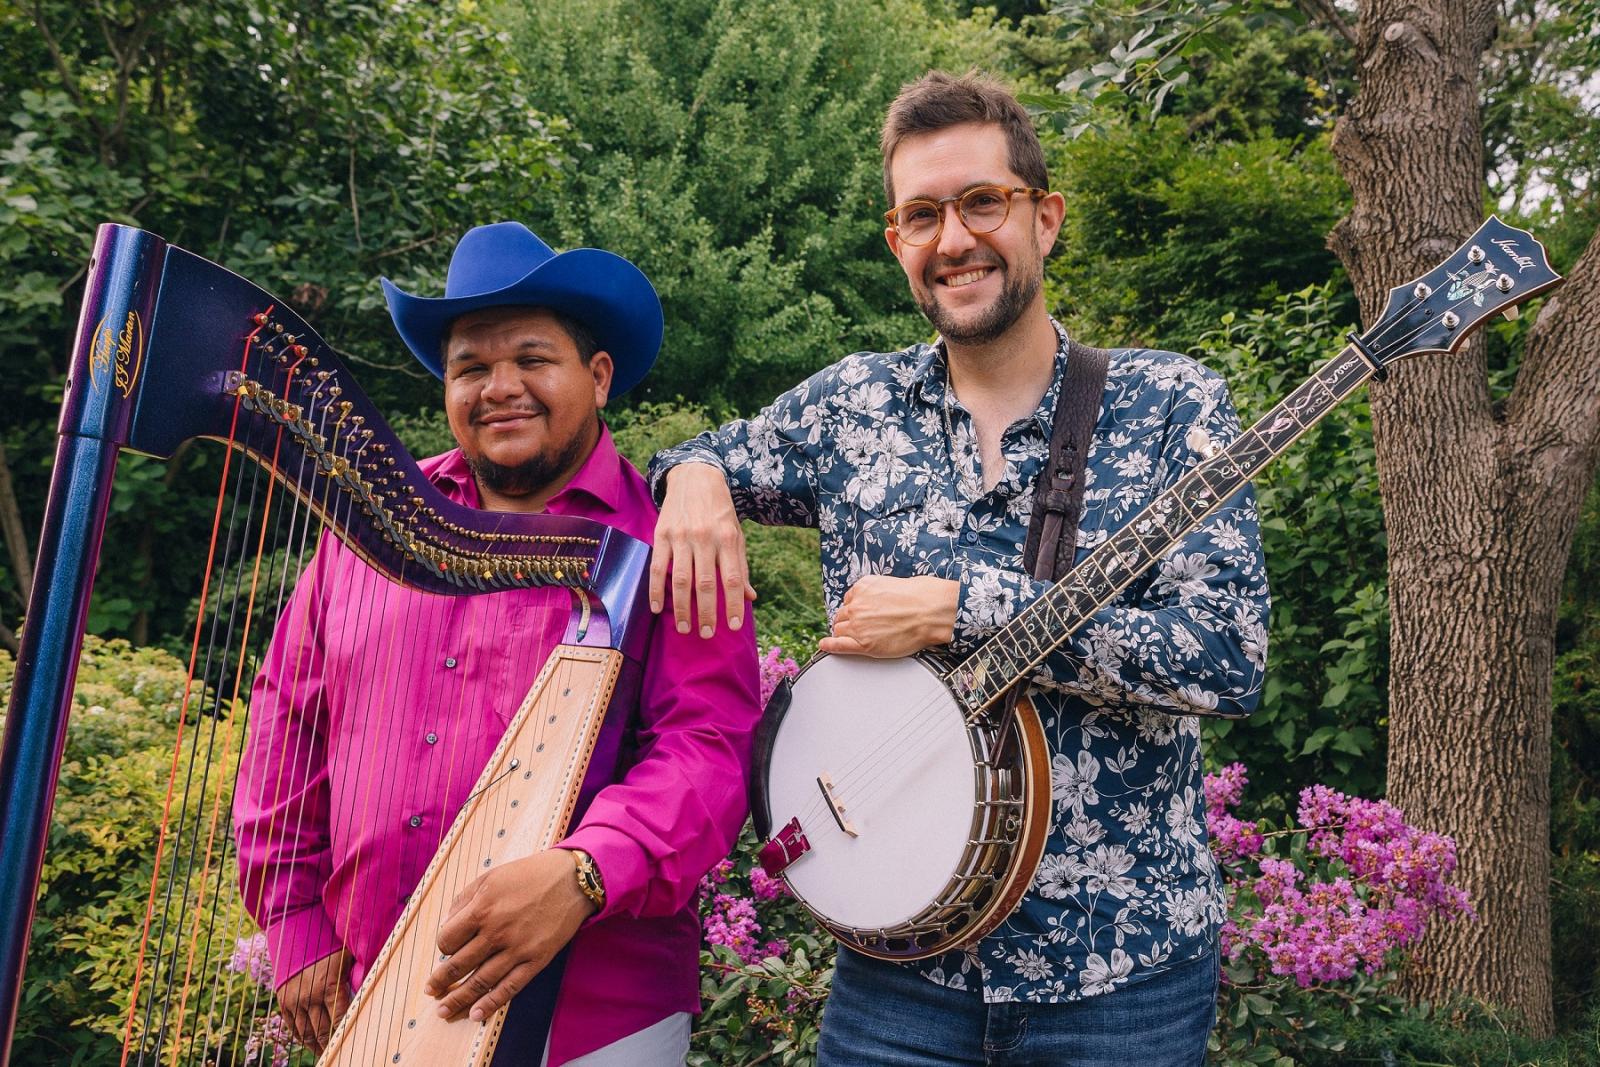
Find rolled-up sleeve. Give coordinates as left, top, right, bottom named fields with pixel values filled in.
left=647, top=366, right=835, bottom=528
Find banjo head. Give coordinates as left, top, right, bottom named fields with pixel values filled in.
left=764, top=654, right=978, bottom=932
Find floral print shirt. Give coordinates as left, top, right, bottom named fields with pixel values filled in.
left=649, top=321, right=1269, bottom=1003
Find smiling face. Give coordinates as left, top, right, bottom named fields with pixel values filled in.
left=884, top=122, right=1064, bottom=347
left=443, top=306, right=612, bottom=512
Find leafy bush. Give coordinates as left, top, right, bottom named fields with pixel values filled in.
left=1194, top=283, right=1389, bottom=801
left=2, top=637, right=258, bottom=1066
left=1205, top=764, right=1470, bottom=1064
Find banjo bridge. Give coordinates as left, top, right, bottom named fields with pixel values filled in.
left=817, top=772, right=858, bottom=837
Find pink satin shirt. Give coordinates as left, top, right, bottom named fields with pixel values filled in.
left=233, top=425, right=760, bottom=1064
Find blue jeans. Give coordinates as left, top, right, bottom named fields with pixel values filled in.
left=817, top=947, right=1219, bottom=1066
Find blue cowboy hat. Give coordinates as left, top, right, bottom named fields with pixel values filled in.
left=380, top=221, right=662, bottom=395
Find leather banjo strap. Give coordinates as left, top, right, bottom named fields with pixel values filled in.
left=1021, top=340, right=1111, bottom=582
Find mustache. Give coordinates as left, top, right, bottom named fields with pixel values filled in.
left=470, top=402, right=545, bottom=425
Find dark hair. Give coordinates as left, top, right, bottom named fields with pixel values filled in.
left=549, top=309, right=599, bottom=365
left=441, top=306, right=599, bottom=364
left=880, top=70, right=1049, bottom=206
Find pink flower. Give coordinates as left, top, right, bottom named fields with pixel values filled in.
left=1210, top=766, right=1472, bottom=988
left=759, top=646, right=801, bottom=708
left=749, top=866, right=789, bottom=902
left=704, top=891, right=765, bottom=964
left=229, top=932, right=274, bottom=988
left=244, top=1012, right=294, bottom=1067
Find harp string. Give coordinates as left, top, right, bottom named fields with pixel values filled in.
left=208, top=451, right=304, bottom=1067
left=166, top=331, right=321, bottom=1064
left=150, top=409, right=264, bottom=1061
left=110, top=304, right=600, bottom=1064
left=254, top=365, right=374, bottom=1058
left=120, top=316, right=265, bottom=1066
left=167, top=364, right=307, bottom=1062
left=126, top=325, right=347, bottom=1063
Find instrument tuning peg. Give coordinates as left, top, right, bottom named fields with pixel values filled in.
left=1502, top=305, right=1520, bottom=321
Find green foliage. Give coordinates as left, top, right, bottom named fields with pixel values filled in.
left=692, top=827, right=832, bottom=1067
left=506, top=0, right=1023, bottom=413
left=1045, top=0, right=1309, bottom=134
left=692, top=936, right=831, bottom=1067
left=1, top=636, right=257, bottom=1066
left=1551, top=481, right=1600, bottom=1020
left=0, top=0, right=571, bottom=647
left=1049, top=121, right=1347, bottom=351
left=1194, top=283, right=1387, bottom=799
left=1210, top=956, right=1376, bottom=1065
left=1300, top=996, right=1600, bottom=1066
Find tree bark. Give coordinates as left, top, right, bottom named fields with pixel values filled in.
left=1329, top=0, right=1600, bottom=1035
left=0, top=440, right=33, bottom=608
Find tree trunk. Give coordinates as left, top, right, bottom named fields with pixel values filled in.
left=0, top=440, right=33, bottom=610
left=1329, top=0, right=1600, bottom=1035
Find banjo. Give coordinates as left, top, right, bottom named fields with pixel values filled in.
left=751, top=216, right=1560, bottom=961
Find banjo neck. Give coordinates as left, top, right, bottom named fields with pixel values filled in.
left=947, top=343, right=1376, bottom=718
left=944, top=215, right=1561, bottom=719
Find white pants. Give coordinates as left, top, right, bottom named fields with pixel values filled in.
left=539, top=1011, right=691, bottom=1067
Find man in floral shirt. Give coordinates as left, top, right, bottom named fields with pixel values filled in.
left=649, top=71, right=1269, bottom=1065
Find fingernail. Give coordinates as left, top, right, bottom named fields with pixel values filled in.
left=650, top=600, right=661, bottom=612
left=700, top=625, right=712, bottom=638
left=730, top=617, right=742, bottom=631
left=437, top=1005, right=450, bottom=1018
left=470, top=1008, right=484, bottom=1022
left=677, top=621, right=689, bottom=634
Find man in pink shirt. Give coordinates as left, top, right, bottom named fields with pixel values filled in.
left=233, top=221, right=760, bottom=1066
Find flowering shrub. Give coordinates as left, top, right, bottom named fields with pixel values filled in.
left=1206, top=763, right=1472, bottom=1064
left=693, top=649, right=1473, bottom=1066
left=226, top=932, right=301, bottom=1067
left=691, top=647, right=834, bottom=1066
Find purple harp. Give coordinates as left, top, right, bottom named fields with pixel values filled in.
left=0, top=223, right=652, bottom=1066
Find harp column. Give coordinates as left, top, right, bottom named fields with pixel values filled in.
left=0, top=224, right=165, bottom=1062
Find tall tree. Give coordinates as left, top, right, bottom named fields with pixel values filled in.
left=1046, top=0, right=1600, bottom=1033
left=1327, top=0, right=1600, bottom=1033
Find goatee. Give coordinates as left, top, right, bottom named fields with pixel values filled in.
left=918, top=261, right=1040, bottom=346
left=467, top=417, right=595, bottom=499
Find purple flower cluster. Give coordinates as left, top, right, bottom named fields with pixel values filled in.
left=704, top=891, right=765, bottom=963
left=700, top=857, right=791, bottom=965
left=695, top=645, right=799, bottom=964
left=1206, top=764, right=1472, bottom=988
left=243, top=1012, right=293, bottom=1067
left=1204, top=763, right=1264, bottom=863
left=758, top=645, right=801, bottom=708
left=228, top=931, right=274, bottom=988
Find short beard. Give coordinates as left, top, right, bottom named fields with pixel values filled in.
left=918, top=263, right=1041, bottom=346
left=466, top=416, right=595, bottom=500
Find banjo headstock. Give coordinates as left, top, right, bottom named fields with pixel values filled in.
left=1358, top=215, right=1562, bottom=365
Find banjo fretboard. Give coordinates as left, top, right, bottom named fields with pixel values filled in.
left=949, top=343, right=1378, bottom=717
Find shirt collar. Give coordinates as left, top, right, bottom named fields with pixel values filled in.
left=905, top=318, right=1073, bottom=426
left=419, top=421, right=628, bottom=516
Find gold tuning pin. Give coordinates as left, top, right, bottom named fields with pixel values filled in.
left=1502, top=305, right=1520, bottom=321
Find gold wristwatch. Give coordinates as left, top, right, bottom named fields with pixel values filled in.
left=570, top=848, right=606, bottom=912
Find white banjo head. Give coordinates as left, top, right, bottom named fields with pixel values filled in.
left=765, top=654, right=976, bottom=931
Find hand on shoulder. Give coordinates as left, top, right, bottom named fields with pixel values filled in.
left=649, top=462, right=757, bottom=637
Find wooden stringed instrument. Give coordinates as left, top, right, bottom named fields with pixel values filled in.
left=0, top=223, right=654, bottom=1065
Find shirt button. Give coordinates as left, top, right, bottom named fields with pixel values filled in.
left=409, top=815, right=423, bottom=828
left=444, top=656, right=458, bottom=668
left=425, top=732, right=438, bottom=745
left=964, top=530, right=980, bottom=544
